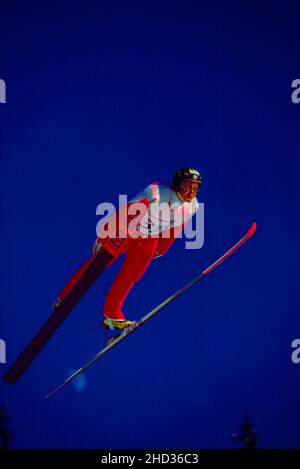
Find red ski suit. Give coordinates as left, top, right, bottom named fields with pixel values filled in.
left=98, top=183, right=198, bottom=320
left=58, top=183, right=198, bottom=321
left=102, top=234, right=172, bottom=320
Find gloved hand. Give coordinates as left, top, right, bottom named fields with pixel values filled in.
left=153, top=251, right=162, bottom=260
left=92, top=238, right=102, bottom=255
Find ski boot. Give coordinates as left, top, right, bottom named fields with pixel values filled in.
left=103, top=317, right=136, bottom=331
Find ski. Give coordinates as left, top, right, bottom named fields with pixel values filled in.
left=45, top=222, right=257, bottom=399
left=2, top=201, right=149, bottom=385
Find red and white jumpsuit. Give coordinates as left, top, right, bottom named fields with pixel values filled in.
left=99, top=183, right=199, bottom=320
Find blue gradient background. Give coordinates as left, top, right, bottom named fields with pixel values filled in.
left=1, top=1, right=300, bottom=449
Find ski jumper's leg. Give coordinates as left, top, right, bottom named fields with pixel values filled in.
left=103, top=238, right=158, bottom=320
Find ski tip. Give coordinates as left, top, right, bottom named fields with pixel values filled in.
left=247, top=222, right=257, bottom=238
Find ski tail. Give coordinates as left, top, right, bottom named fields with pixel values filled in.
left=3, top=249, right=113, bottom=385
left=3, top=198, right=150, bottom=386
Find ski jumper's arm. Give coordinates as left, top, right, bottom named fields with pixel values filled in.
left=133, top=182, right=178, bottom=258
left=94, top=195, right=150, bottom=252
left=154, top=196, right=199, bottom=258
left=94, top=183, right=159, bottom=248
left=153, top=234, right=178, bottom=258
left=153, top=223, right=184, bottom=258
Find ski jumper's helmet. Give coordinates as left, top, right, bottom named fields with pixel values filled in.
left=171, top=167, right=202, bottom=191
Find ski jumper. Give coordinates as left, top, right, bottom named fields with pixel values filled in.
left=99, top=183, right=199, bottom=320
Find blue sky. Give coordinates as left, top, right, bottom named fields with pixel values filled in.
left=0, top=1, right=300, bottom=448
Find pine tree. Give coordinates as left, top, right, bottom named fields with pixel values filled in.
left=232, top=412, right=260, bottom=449
left=0, top=405, right=13, bottom=449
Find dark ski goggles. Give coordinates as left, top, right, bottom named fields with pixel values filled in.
left=180, top=179, right=202, bottom=194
